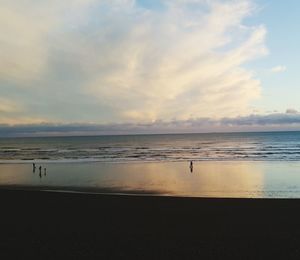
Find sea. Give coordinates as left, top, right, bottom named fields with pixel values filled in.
left=1, top=131, right=300, bottom=198
left=0, top=131, right=300, bottom=163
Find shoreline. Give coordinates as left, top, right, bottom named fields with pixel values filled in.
left=2, top=189, right=300, bottom=258
left=0, top=185, right=170, bottom=197
left=1, top=159, right=299, bottom=164
left=1, top=184, right=300, bottom=199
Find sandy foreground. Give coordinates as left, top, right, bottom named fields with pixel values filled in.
left=1, top=189, right=300, bottom=259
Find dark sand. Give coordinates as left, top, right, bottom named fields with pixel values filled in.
left=1, top=189, right=300, bottom=259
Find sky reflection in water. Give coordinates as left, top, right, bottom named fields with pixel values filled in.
left=1, top=161, right=300, bottom=198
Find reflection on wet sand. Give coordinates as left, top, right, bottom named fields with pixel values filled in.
left=95, top=162, right=265, bottom=198
left=0, top=162, right=266, bottom=198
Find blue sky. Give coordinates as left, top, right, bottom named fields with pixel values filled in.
left=244, top=0, right=300, bottom=113
left=1, top=0, right=300, bottom=135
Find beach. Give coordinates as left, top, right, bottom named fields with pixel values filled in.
left=1, top=189, right=300, bottom=259
left=1, top=161, right=300, bottom=198
left=1, top=0, right=299, bottom=257
left=1, top=132, right=300, bottom=258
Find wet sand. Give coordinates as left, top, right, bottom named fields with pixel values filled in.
left=1, top=189, right=300, bottom=259
left=2, top=161, right=300, bottom=198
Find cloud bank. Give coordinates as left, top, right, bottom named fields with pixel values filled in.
left=2, top=111, right=300, bottom=137
left=0, top=0, right=267, bottom=125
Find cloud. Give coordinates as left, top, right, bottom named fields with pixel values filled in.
left=270, top=65, right=287, bottom=73
left=286, top=108, right=298, bottom=114
left=220, top=113, right=300, bottom=126
left=0, top=0, right=97, bottom=82
left=2, top=111, right=300, bottom=136
left=0, top=98, right=43, bottom=125
left=0, top=0, right=267, bottom=124
left=0, top=98, right=21, bottom=113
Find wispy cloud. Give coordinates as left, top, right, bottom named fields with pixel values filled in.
left=0, top=0, right=267, bottom=125
left=270, top=65, right=287, bottom=73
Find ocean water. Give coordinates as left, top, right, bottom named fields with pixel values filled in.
left=0, top=131, right=300, bottom=162
left=1, top=132, right=300, bottom=198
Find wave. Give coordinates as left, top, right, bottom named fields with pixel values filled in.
left=1, top=132, right=300, bottom=162
left=1, top=156, right=300, bottom=164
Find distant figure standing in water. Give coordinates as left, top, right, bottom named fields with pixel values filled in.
left=32, top=163, right=36, bottom=173
left=190, top=161, right=193, bottom=173
left=39, top=166, right=42, bottom=174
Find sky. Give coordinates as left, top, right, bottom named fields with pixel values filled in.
left=1, top=0, right=300, bottom=136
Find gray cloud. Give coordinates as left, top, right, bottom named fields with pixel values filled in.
left=221, top=113, right=300, bottom=126
left=286, top=108, right=299, bottom=114
left=1, top=112, right=300, bottom=137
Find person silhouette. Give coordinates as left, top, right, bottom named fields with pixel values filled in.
left=39, top=166, right=42, bottom=174
left=32, top=163, right=36, bottom=172
left=190, top=161, right=193, bottom=173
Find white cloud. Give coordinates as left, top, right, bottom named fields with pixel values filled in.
left=0, top=0, right=102, bottom=81
left=271, top=65, right=287, bottom=73
left=0, top=0, right=267, bottom=124
left=84, top=0, right=267, bottom=122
